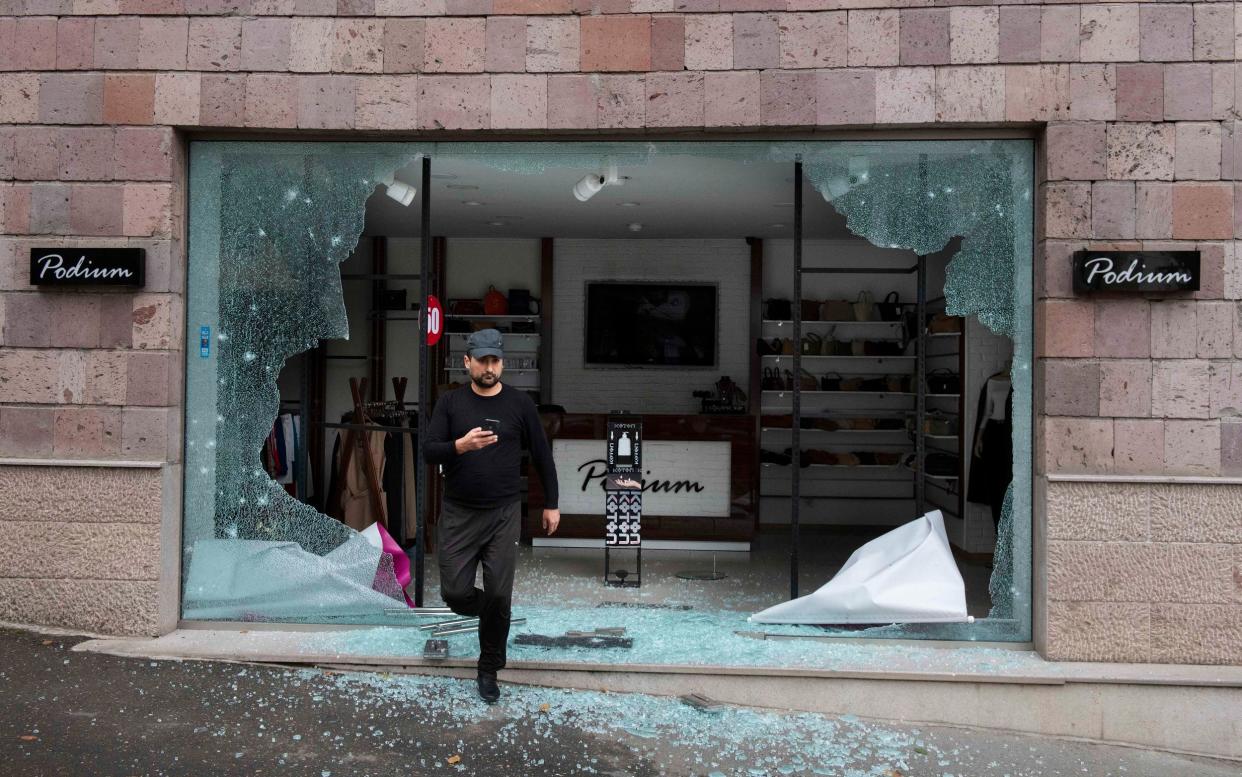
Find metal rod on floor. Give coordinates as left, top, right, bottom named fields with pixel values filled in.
left=432, top=617, right=525, bottom=637
left=418, top=617, right=479, bottom=631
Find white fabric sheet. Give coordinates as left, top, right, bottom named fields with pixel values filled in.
left=750, top=511, right=970, bottom=625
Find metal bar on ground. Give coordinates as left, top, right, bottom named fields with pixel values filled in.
left=418, top=617, right=479, bottom=631
left=433, top=617, right=525, bottom=637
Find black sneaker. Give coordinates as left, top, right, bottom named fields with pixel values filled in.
left=477, top=671, right=500, bottom=704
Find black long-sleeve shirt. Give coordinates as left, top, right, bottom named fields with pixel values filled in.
left=422, top=384, right=559, bottom=510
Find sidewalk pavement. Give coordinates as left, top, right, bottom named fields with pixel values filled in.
left=1, top=627, right=1237, bottom=777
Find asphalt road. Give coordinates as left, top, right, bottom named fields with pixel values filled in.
left=0, top=627, right=1237, bottom=777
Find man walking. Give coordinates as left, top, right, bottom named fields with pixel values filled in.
left=423, top=328, right=560, bottom=703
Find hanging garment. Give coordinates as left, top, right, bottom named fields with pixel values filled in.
left=403, top=426, right=416, bottom=543
left=967, top=375, right=1013, bottom=527
left=340, top=430, right=388, bottom=531
left=326, top=431, right=344, bottom=521
left=277, top=414, right=296, bottom=485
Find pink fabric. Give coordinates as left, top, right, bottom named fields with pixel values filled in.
left=375, top=521, right=414, bottom=607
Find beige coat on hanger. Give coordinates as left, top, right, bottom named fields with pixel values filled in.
left=340, top=430, right=387, bottom=531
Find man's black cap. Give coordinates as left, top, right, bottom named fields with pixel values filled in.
left=466, top=328, right=504, bottom=359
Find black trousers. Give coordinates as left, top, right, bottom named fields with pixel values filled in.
left=437, top=499, right=521, bottom=674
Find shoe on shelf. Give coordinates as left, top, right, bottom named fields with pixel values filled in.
left=477, top=671, right=500, bottom=704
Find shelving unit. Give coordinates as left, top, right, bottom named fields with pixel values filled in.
left=759, top=168, right=968, bottom=601
left=440, top=316, right=543, bottom=402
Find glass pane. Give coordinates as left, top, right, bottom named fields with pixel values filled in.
left=183, top=142, right=424, bottom=621
left=182, top=140, right=1032, bottom=647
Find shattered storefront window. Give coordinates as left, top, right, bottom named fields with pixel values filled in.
left=184, top=143, right=423, bottom=620
left=795, top=141, right=1033, bottom=640
left=183, top=140, right=1032, bottom=649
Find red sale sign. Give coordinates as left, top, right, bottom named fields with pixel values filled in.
left=425, top=295, right=443, bottom=346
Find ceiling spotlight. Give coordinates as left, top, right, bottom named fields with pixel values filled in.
left=573, top=162, right=621, bottom=203
left=381, top=175, right=416, bottom=207
left=627, top=222, right=643, bottom=232
left=487, top=220, right=507, bottom=227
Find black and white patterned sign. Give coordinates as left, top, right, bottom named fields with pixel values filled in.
left=605, top=490, right=642, bottom=546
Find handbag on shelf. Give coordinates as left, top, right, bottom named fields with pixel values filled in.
left=865, top=340, right=904, bottom=356
left=450, top=298, right=484, bottom=315
left=798, top=368, right=819, bottom=392
left=764, top=299, right=793, bottom=321
left=820, top=372, right=842, bottom=391
left=780, top=338, right=795, bottom=355
left=927, top=369, right=960, bottom=394
left=928, top=313, right=963, bottom=333
left=483, top=285, right=509, bottom=316
left=801, top=332, right=823, bottom=355
left=800, top=299, right=821, bottom=322
left=853, top=291, right=877, bottom=322
left=783, top=369, right=795, bottom=390
left=805, top=449, right=834, bottom=466
left=507, top=289, right=540, bottom=316
left=819, top=299, right=854, bottom=322
left=760, top=449, right=792, bottom=466
left=877, top=291, right=902, bottom=322
left=819, top=327, right=838, bottom=355
left=761, top=367, right=782, bottom=391
left=922, top=411, right=957, bottom=436
left=885, top=374, right=909, bottom=393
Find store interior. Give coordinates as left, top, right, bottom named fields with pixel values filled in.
left=268, top=149, right=1015, bottom=628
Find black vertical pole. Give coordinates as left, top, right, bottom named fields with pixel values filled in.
left=791, top=160, right=803, bottom=601
left=415, top=155, right=431, bottom=607
left=916, top=253, right=927, bottom=515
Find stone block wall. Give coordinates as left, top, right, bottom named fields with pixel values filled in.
left=0, top=0, right=1238, bottom=659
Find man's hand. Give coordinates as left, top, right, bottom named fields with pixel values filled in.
left=542, top=508, right=561, bottom=536
left=454, top=427, right=498, bottom=454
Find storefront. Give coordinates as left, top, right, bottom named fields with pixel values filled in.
left=179, top=139, right=1033, bottom=646
left=1, top=1, right=1238, bottom=681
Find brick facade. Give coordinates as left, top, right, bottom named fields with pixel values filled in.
left=0, top=0, right=1238, bottom=664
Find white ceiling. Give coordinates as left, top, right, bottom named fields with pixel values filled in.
left=362, top=154, right=859, bottom=240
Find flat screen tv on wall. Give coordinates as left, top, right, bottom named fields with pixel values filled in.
left=584, top=282, right=717, bottom=367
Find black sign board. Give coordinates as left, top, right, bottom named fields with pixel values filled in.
left=606, top=417, right=641, bottom=474
left=1072, top=250, right=1199, bottom=294
left=30, top=248, right=145, bottom=287
left=603, top=479, right=641, bottom=547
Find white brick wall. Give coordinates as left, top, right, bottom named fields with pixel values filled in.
left=551, top=239, right=751, bottom=414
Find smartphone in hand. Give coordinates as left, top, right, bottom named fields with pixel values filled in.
left=481, top=418, right=501, bottom=437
